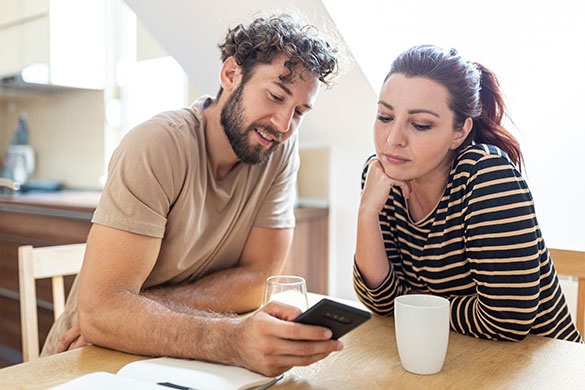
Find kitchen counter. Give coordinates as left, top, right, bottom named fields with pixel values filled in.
left=0, top=190, right=101, bottom=213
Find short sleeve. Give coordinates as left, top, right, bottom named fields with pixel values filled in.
left=92, top=119, right=188, bottom=238
left=253, top=135, right=300, bottom=229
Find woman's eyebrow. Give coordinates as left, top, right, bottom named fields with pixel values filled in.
left=409, top=109, right=440, bottom=118
left=378, top=101, right=440, bottom=118
left=377, top=101, right=393, bottom=110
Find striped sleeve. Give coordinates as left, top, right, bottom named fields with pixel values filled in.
left=353, top=157, right=409, bottom=315
left=454, top=152, right=540, bottom=341
left=354, top=252, right=410, bottom=315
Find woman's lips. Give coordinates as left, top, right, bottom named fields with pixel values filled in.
left=383, top=153, right=410, bottom=164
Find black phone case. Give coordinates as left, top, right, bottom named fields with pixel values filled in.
left=293, top=298, right=371, bottom=339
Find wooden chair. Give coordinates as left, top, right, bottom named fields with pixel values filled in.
left=18, top=243, right=86, bottom=362
left=549, top=248, right=585, bottom=335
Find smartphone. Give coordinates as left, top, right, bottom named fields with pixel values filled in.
left=293, top=298, right=371, bottom=339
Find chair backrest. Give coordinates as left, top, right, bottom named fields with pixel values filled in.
left=549, top=248, right=585, bottom=336
left=18, top=243, right=86, bottom=362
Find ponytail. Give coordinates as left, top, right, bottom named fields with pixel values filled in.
left=472, top=63, right=523, bottom=170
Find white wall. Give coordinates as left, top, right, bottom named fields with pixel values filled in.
left=301, top=72, right=376, bottom=298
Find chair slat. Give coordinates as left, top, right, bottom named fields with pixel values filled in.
left=549, top=248, right=585, bottom=336
left=52, top=276, right=66, bottom=321
left=19, top=246, right=40, bottom=362
left=32, top=244, right=86, bottom=279
left=18, top=244, right=86, bottom=362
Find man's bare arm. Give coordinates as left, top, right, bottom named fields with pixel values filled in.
left=142, top=226, right=293, bottom=313
left=77, top=224, right=339, bottom=376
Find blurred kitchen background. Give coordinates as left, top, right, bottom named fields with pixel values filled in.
left=1, top=0, right=584, bottom=365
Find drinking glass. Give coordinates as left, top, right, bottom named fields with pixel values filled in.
left=263, top=275, right=308, bottom=312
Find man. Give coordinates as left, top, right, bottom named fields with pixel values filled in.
left=41, top=15, right=341, bottom=376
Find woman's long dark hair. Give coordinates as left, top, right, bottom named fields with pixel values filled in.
left=386, top=45, right=522, bottom=170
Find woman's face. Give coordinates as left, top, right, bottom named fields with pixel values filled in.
left=374, top=73, right=469, bottom=183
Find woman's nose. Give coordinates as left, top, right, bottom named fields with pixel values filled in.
left=387, top=122, right=407, bottom=146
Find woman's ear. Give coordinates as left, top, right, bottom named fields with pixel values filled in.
left=219, top=56, right=242, bottom=93
left=450, top=117, right=473, bottom=150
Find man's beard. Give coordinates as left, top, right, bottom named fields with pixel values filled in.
left=220, top=82, right=282, bottom=165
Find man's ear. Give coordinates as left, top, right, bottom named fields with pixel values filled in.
left=450, top=117, right=473, bottom=150
left=219, top=56, right=242, bottom=93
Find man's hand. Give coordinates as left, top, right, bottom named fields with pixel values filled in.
left=233, top=301, right=343, bottom=377
left=57, top=322, right=91, bottom=353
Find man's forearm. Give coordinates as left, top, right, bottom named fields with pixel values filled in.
left=79, top=289, right=241, bottom=362
left=142, top=265, right=272, bottom=314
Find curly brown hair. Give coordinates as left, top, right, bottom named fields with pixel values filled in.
left=217, top=14, right=339, bottom=98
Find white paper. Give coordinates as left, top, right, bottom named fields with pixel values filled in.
left=118, top=357, right=277, bottom=390
left=51, top=357, right=279, bottom=390
left=50, top=372, right=162, bottom=390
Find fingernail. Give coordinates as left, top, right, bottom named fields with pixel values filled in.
left=324, top=329, right=333, bottom=338
left=336, top=341, right=344, bottom=350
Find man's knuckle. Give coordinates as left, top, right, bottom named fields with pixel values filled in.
left=263, top=344, right=274, bottom=355
left=258, top=341, right=272, bottom=356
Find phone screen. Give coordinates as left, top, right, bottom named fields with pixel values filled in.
left=293, top=298, right=371, bottom=339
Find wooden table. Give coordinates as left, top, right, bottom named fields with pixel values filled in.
left=1, top=294, right=585, bottom=390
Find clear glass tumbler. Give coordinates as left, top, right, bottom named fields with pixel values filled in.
left=263, top=275, right=308, bottom=312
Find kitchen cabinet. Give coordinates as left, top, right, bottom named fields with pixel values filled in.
left=0, top=0, right=48, bottom=26
left=0, top=0, right=104, bottom=89
left=0, top=1, right=49, bottom=77
left=0, top=192, right=329, bottom=365
left=282, top=207, right=329, bottom=294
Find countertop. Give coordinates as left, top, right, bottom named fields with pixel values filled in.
left=0, top=191, right=101, bottom=211
left=0, top=190, right=327, bottom=218
left=0, top=191, right=101, bottom=221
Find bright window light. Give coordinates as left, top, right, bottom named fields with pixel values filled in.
left=49, top=0, right=105, bottom=89
left=125, top=56, right=188, bottom=131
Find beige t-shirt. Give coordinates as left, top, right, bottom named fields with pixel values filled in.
left=93, top=96, right=299, bottom=286
left=41, top=96, right=299, bottom=355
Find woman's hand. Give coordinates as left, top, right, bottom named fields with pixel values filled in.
left=359, top=158, right=411, bottom=217
left=355, top=158, right=412, bottom=289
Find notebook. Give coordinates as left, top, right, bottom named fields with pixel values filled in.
left=51, top=357, right=283, bottom=390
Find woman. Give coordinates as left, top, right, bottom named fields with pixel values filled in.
left=354, top=45, right=582, bottom=342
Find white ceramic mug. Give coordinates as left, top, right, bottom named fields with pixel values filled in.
left=394, top=294, right=450, bottom=375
